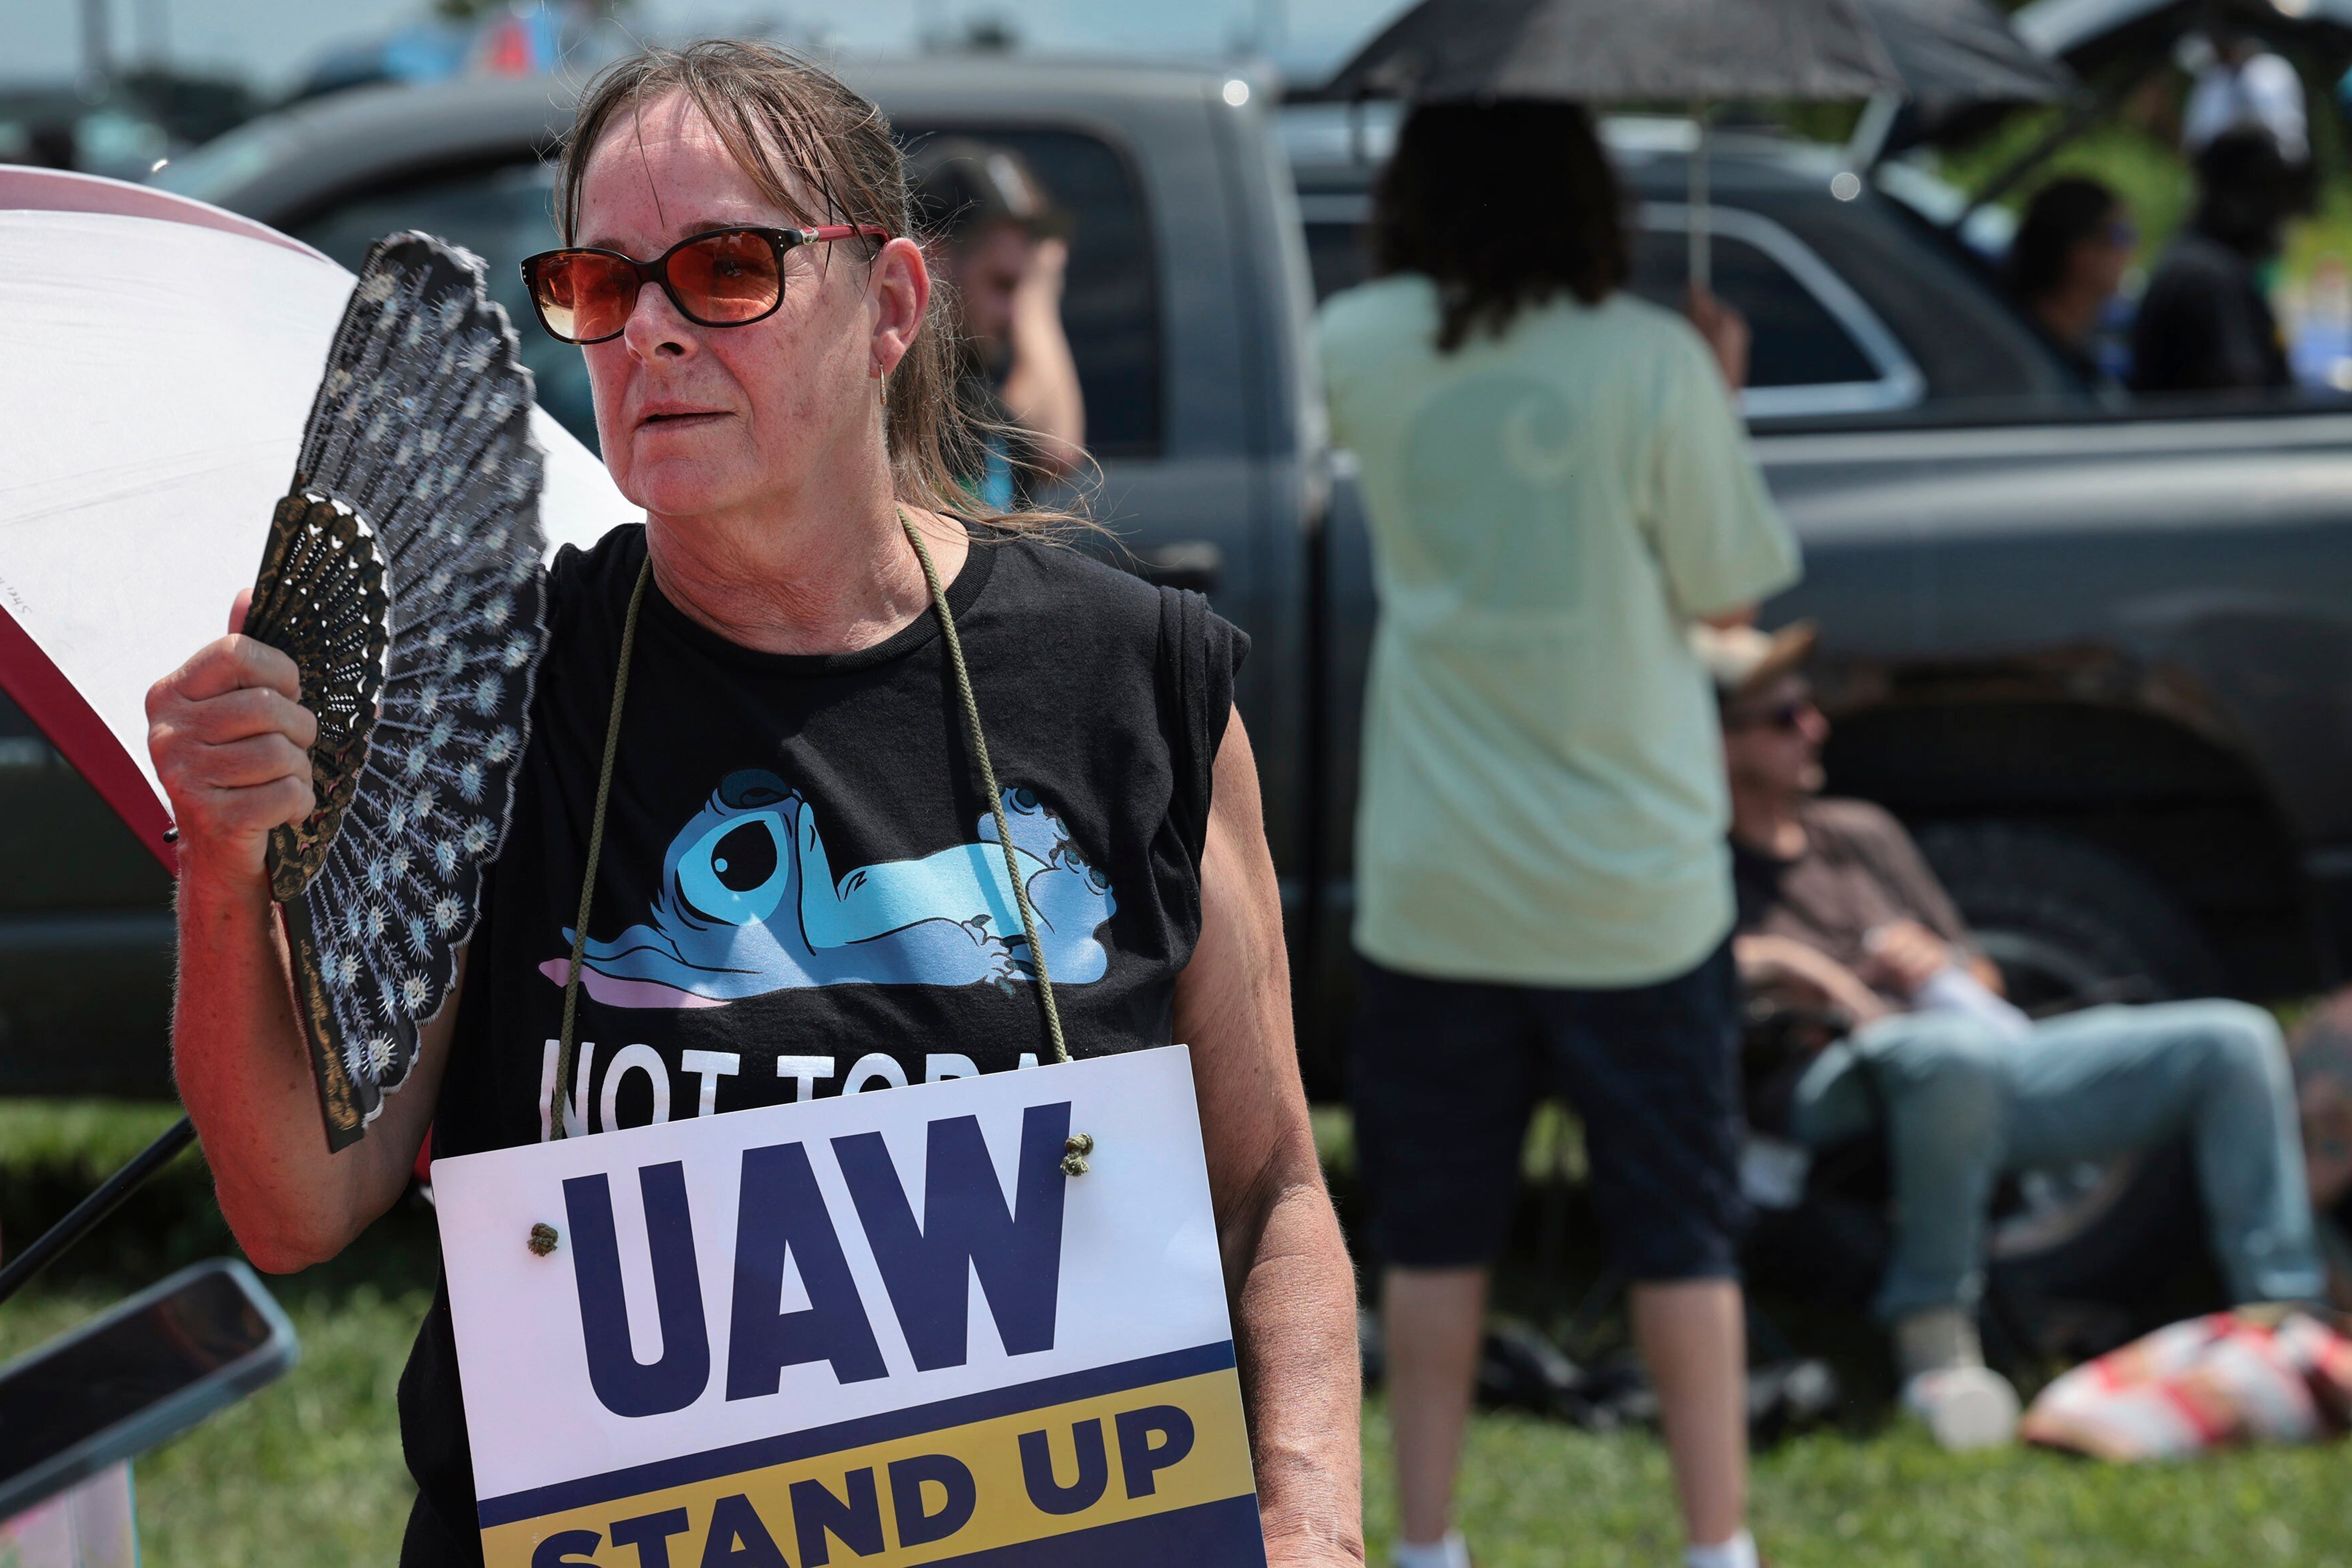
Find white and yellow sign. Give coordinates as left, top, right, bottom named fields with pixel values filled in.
left=432, top=1045, right=1264, bottom=1567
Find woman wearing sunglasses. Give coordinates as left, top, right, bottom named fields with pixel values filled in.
left=145, top=40, right=1359, bottom=1568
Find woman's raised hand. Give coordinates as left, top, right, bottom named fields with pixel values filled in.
left=145, top=588, right=318, bottom=882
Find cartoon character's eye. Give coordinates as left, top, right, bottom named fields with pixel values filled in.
left=676, top=810, right=788, bottom=926
left=709, top=820, right=778, bottom=893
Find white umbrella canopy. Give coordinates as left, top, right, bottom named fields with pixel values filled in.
left=0, top=173, right=638, bottom=871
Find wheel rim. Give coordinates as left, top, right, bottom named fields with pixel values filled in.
left=1972, top=928, right=2160, bottom=1014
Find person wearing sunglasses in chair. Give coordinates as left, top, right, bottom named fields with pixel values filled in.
left=1702, top=622, right=2325, bottom=1451
left=144, top=41, right=1359, bottom=1568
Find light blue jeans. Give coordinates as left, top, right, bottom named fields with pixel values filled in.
left=1789, top=999, right=2324, bottom=1321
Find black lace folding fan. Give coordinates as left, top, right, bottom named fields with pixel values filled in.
left=242, top=232, right=548, bottom=1150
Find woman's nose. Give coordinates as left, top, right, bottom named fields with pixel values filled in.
left=620, top=279, right=696, bottom=360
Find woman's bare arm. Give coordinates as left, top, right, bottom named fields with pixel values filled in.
left=1174, top=711, right=1364, bottom=1568
left=150, top=601, right=453, bottom=1273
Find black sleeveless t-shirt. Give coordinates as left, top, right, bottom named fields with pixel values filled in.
left=395, top=523, right=1245, bottom=1563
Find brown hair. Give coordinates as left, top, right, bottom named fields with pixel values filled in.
left=554, top=40, right=1067, bottom=528
left=1372, top=101, right=1629, bottom=354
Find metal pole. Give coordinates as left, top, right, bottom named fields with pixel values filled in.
left=135, top=0, right=169, bottom=68
left=0, top=1116, right=196, bottom=1308
left=79, top=0, right=114, bottom=95
left=1949, top=64, right=2157, bottom=237
left=1952, top=95, right=2103, bottom=233
left=1688, top=100, right=1711, bottom=296
left=1255, top=0, right=1286, bottom=55
left=1847, top=92, right=1902, bottom=173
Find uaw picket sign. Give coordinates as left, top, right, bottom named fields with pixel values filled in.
left=432, top=1045, right=1265, bottom=1568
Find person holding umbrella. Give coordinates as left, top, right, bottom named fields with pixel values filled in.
left=1320, top=101, right=1799, bottom=1568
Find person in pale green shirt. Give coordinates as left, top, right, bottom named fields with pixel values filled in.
left=1321, top=101, right=1799, bottom=1568
left=1329, top=274, right=1796, bottom=984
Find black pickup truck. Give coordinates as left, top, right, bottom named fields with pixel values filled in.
left=6, top=61, right=1322, bottom=1096
left=9, top=59, right=2352, bottom=1098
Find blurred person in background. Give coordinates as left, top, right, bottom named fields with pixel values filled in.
left=1709, top=626, right=2325, bottom=1449
left=2284, top=999, right=2352, bottom=1308
left=2183, top=32, right=2309, bottom=168
left=2130, top=127, right=2298, bottom=396
left=2009, top=177, right=2135, bottom=388
left=1319, top=100, right=1799, bottom=1568
left=909, top=138, right=1085, bottom=509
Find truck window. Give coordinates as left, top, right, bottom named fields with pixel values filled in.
left=1299, top=197, right=1922, bottom=420
left=292, top=129, right=1164, bottom=460
left=293, top=160, right=601, bottom=448
left=1633, top=203, right=1923, bottom=418
left=1628, top=231, right=1875, bottom=386
left=895, top=127, right=1162, bottom=460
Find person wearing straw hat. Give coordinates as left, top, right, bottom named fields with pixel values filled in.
left=1705, top=621, right=2326, bottom=1451
left=1320, top=99, right=1798, bottom=1568
left=144, top=41, right=1360, bottom=1567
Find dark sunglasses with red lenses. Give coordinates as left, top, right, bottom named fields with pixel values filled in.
left=519, top=224, right=888, bottom=345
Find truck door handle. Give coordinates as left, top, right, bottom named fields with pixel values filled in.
left=1134, top=541, right=1223, bottom=596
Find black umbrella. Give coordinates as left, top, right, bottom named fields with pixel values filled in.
left=1322, top=0, right=1902, bottom=103
left=1320, top=0, right=1904, bottom=290
left=1320, top=0, right=2065, bottom=115
left=1864, top=0, right=2077, bottom=154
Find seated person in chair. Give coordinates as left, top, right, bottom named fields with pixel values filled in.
left=1700, top=622, right=2325, bottom=1449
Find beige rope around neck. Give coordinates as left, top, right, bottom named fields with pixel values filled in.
left=548, top=513, right=1073, bottom=1145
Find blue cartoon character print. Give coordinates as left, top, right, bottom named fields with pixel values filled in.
left=539, top=770, right=1116, bottom=1008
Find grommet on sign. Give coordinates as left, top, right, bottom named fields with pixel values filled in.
left=1062, top=1131, right=1095, bottom=1176
left=527, top=1222, right=560, bottom=1257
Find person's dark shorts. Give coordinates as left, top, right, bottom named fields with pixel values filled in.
left=1350, top=941, right=1747, bottom=1280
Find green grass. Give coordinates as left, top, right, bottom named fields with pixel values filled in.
left=0, top=1286, right=426, bottom=1567
left=1, top=1098, right=446, bottom=1562
left=1362, top=1398, right=2352, bottom=1568
left=6, top=1099, right=2350, bottom=1565
left=0, top=1098, right=187, bottom=1173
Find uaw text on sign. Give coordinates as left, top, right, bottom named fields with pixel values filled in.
left=431, top=1044, right=1265, bottom=1568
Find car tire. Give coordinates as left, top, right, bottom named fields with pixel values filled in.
left=1913, top=820, right=2223, bottom=1011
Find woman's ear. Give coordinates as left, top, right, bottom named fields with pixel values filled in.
left=867, top=236, right=931, bottom=378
